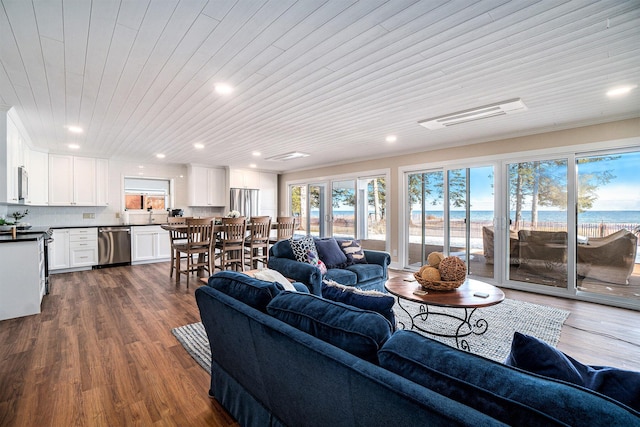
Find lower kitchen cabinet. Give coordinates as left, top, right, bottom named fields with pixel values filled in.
left=0, top=238, right=46, bottom=321
left=131, top=226, right=171, bottom=264
left=49, top=228, right=98, bottom=272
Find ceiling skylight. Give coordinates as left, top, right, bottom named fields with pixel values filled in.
left=606, top=85, right=637, bottom=97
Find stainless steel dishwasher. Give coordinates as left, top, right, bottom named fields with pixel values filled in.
left=97, top=226, right=132, bottom=267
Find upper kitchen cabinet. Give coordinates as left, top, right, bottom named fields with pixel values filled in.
left=259, top=172, right=278, bottom=218
left=229, top=168, right=260, bottom=189
left=1, top=110, right=26, bottom=204
left=49, top=155, right=109, bottom=206
left=25, top=150, right=49, bottom=205
left=188, top=165, right=226, bottom=207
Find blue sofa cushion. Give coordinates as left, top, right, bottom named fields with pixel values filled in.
left=324, top=268, right=357, bottom=285
left=337, top=239, right=368, bottom=265
left=505, top=332, right=640, bottom=411
left=346, top=263, right=384, bottom=282
left=266, top=291, right=393, bottom=364
left=314, top=237, right=348, bottom=268
left=322, top=279, right=396, bottom=328
left=207, top=271, right=281, bottom=312
left=379, top=330, right=640, bottom=426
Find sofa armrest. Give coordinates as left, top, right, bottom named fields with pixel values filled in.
left=267, top=257, right=323, bottom=295
left=363, top=250, right=391, bottom=281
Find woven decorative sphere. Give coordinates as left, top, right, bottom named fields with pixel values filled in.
left=438, top=256, right=467, bottom=282
left=420, top=266, right=441, bottom=282
left=427, top=251, right=444, bottom=267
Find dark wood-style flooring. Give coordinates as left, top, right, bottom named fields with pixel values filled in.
left=1, top=263, right=639, bottom=426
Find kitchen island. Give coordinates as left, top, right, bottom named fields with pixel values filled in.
left=0, top=227, right=49, bottom=321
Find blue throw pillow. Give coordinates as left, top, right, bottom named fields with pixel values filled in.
left=207, top=271, right=281, bottom=312
left=337, top=239, right=367, bottom=265
left=379, top=330, right=640, bottom=426
left=505, top=332, right=640, bottom=411
left=321, top=279, right=396, bottom=329
left=266, top=291, right=393, bottom=364
left=314, top=237, right=348, bottom=268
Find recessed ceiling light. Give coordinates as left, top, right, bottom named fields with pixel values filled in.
left=194, top=143, right=205, bottom=149
left=156, top=153, right=165, bottom=159
left=386, top=135, right=397, bottom=143
left=606, top=85, right=637, bottom=97
left=66, top=126, right=83, bottom=133
left=138, top=165, right=144, bottom=169
left=252, top=151, right=261, bottom=157
left=68, top=143, right=80, bottom=149
left=214, top=83, right=234, bottom=95
left=249, top=163, right=257, bottom=168
left=138, top=172, right=144, bottom=176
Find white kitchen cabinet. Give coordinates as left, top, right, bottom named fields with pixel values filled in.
left=230, top=168, right=259, bottom=189
left=188, top=165, right=226, bottom=206
left=0, top=238, right=46, bottom=321
left=48, top=155, right=107, bottom=206
left=69, top=228, right=98, bottom=267
left=131, top=225, right=171, bottom=264
left=259, top=172, right=278, bottom=218
left=49, top=229, right=70, bottom=270
left=95, top=158, right=109, bottom=206
left=26, top=149, right=49, bottom=205
left=4, top=114, right=24, bottom=203
left=49, top=228, right=98, bottom=271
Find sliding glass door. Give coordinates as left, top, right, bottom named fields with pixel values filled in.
left=575, top=151, right=639, bottom=300
left=506, top=159, right=569, bottom=289
left=407, top=170, right=445, bottom=267
left=290, top=184, right=326, bottom=237
left=331, top=180, right=356, bottom=238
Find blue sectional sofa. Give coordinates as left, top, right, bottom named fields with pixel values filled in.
left=267, top=237, right=390, bottom=295
left=196, top=271, right=640, bottom=427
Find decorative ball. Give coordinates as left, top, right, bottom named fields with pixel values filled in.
left=420, top=266, right=441, bottom=282
left=438, top=256, right=467, bottom=282
left=427, top=251, right=444, bottom=267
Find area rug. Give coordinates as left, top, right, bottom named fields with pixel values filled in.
left=393, top=298, right=570, bottom=362
left=172, top=298, right=570, bottom=372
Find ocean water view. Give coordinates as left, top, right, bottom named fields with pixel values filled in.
left=411, top=210, right=640, bottom=224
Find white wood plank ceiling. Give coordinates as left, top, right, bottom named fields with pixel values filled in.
left=1, top=0, right=639, bottom=172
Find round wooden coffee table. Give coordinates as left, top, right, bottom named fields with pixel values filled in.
left=385, top=276, right=505, bottom=351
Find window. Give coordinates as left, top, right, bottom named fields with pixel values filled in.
left=124, top=177, right=171, bottom=210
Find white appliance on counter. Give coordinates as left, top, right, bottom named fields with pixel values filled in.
left=230, top=188, right=259, bottom=218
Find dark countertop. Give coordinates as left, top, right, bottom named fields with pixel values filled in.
left=0, top=223, right=169, bottom=243
left=0, top=226, right=50, bottom=243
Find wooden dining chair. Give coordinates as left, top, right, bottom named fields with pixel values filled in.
left=174, top=217, right=214, bottom=288
left=269, top=216, right=296, bottom=245
left=168, top=216, right=188, bottom=278
left=214, top=217, right=247, bottom=272
left=244, top=216, right=272, bottom=269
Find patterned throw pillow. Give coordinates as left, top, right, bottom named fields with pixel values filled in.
left=307, top=251, right=328, bottom=275
left=338, top=239, right=367, bottom=265
left=289, top=235, right=318, bottom=264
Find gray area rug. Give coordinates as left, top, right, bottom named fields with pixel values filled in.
left=172, top=298, right=570, bottom=371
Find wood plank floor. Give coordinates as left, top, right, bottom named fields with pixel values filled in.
left=1, top=263, right=639, bottom=426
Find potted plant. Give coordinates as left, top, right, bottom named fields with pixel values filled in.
left=8, top=209, right=30, bottom=229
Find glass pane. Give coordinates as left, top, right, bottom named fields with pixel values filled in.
left=309, top=185, right=323, bottom=237
left=359, top=176, right=386, bottom=251
left=576, top=151, right=640, bottom=301
left=508, top=159, right=568, bottom=288
left=469, top=166, right=494, bottom=279
left=407, top=171, right=444, bottom=268
left=332, top=180, right=356, bottom=238
left=290, top=185, right=306, bottom=236
left=448, top=168, right=467, bottom=261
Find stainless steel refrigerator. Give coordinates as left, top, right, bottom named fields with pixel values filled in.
left=230, top=188, right=260, bottom=218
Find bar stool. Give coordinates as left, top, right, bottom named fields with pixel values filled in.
left=214, top=217, right=247, bottom=272
left=174, top=217, right=214, bottom=288
left=244, top=216, right=272, bottom=269
left=168, top=216, right=188, bottom=278
left=269, top=216, right=296, bottom=245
